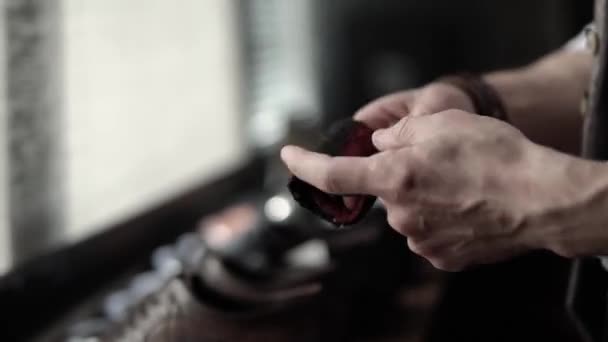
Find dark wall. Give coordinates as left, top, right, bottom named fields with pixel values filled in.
left=318, top=0, right=593, bottom=123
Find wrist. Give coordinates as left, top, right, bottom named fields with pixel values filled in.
left=436, top=73, right=508, bottom=121
left=482, top=53, right=589, bottom=154
left=527, top=148, right=608, bottom=257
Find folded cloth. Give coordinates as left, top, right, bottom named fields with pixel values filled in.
left=288, top=119, right=377, bottom=226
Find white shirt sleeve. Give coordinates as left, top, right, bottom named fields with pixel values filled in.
left=564, top=24, right=592, bottom=52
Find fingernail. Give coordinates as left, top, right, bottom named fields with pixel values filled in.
left=280, top=146, right=295, bottom=163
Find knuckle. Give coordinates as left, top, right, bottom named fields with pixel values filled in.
left=443, top=108, right=468, bottom=117
left=549, top=240, right=577, bottom=258
left=558, top=250, right=577, bottom=259
left=384, top=186, right=402, bottom=203
left=386, top=212, right=401, bottom=231
left=429, top=258, right=463, bottom=272
left=396, top=166, right=417, bottom=193
left=381, top=152, right=418, bottom=200
left=407, top=239, right=420, bottom=254
left=322, top=164, right=342, bottom=194
left=387, top=210, right=418, bottom=236
left=411, top=242, right=438, bottom=258
left=395, top=116, right=416, bottom=140
left=425, top=138, right=459, bottom=162
left=433, top=109, right=468, bottom=125
left=376, top=154, right=402, bottom=200
left=544, top=231, right=578, bottom=258
left=367, top=154, right=384, bottom=178
left=407, top=239, right=432, bottom=257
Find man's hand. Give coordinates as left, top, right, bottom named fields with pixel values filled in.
left=353, top=83, right=475, bottom=129
left=282, top=110, right=608, bottom=271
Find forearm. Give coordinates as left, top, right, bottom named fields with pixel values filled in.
left=534, top=153, right=608, bottom=257
left=484, top=50, right=592, bottom=154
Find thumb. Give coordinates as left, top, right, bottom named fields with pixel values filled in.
left=372, top=116, right=418, bottom=151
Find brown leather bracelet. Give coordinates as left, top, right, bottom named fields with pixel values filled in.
left=437, top=73, right=509, bottom=122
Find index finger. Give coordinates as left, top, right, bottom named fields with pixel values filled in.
left=353, top=92, right=411, bottom=129
left=281, top=145, right=384, bottom=196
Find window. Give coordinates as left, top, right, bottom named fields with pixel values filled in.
left=0, top=0, right=246, bottom=272
left=63, top=0, right=245, bottom=238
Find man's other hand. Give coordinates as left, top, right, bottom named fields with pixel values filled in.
left=353, top=83, right=475, bottom=129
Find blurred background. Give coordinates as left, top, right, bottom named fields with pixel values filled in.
left=1, top=0, right=247, bottom=271
left=0, top=0, right=595, bottom=341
